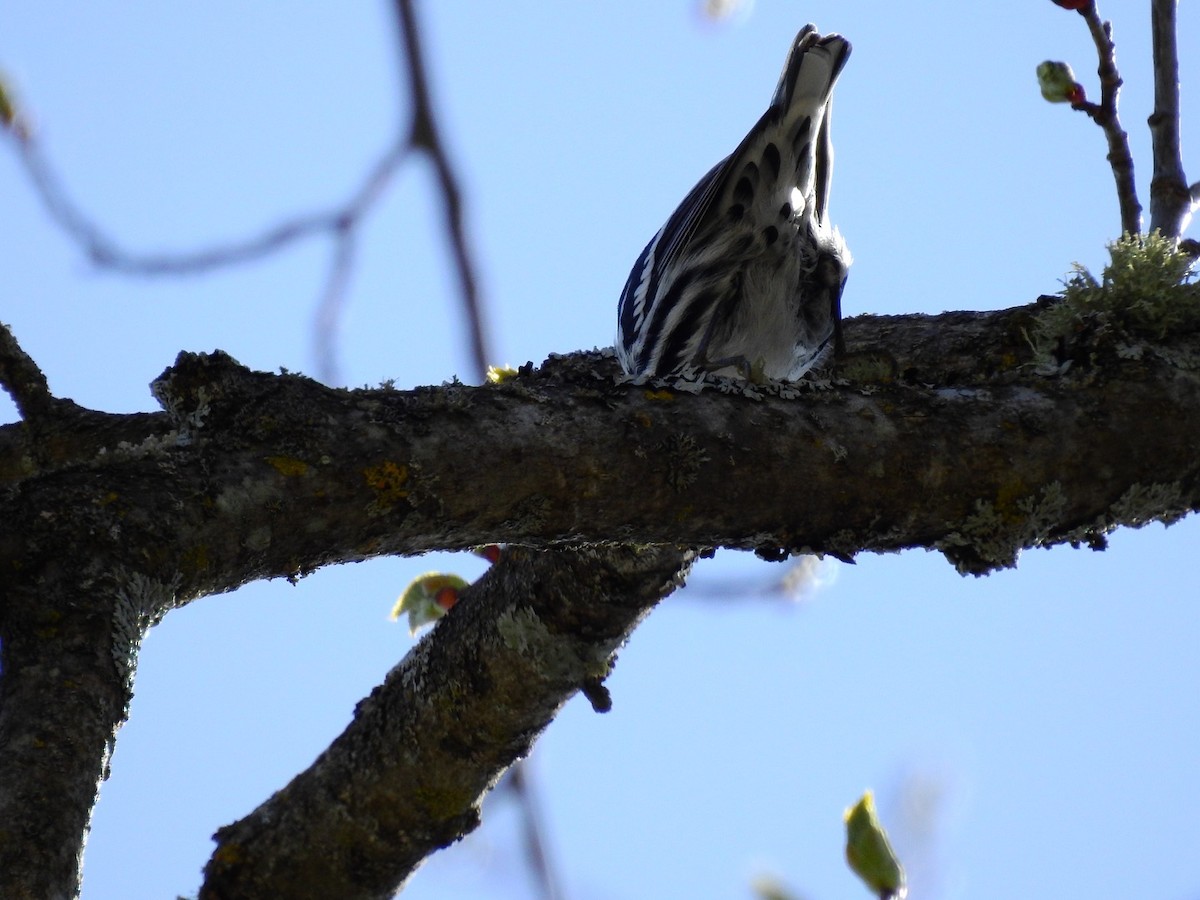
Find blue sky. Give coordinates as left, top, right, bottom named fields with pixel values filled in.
left=3, top=3, right=1199, bottom=898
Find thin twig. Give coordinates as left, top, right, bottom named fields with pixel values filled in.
left=1148, top=0, right=1194, bottom=237
left=11, top=3, right=492, bottom=384
left=1072, top=4, right=1142, bottom=236
left=13, top=128, right=410, bottom=385
left=7, top=64, right=427, bottom=386
left=15, top=134, right=400, bottom=277
left=312, top=224, right=360, bottom=386
left=0, top=322, right=53, bottom=419
left=504, top=763, right=565, bottom=900
left=392, top=0, right=491, bottom=380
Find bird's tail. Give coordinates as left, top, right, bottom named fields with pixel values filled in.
left=771, top=26, right=851, bottom=224
left=771, top=25, right=851, bottom=114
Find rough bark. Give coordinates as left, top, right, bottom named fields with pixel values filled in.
left=200, top=545, right=692, bottom=900
left=2, top=300, right=1200, bottom=897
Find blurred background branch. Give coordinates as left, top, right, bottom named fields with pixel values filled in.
left=1148, top=0, right=1195, bottom=237
left=4, top=0, right=491, bottom=385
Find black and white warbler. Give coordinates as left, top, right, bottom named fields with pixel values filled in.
left=616, top=25, right=852, bottom=382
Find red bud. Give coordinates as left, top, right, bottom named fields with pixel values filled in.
left=474, top=544, right=502, bottom=564
left=434, top=586, right=459, bottom=611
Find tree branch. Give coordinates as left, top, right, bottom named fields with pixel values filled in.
left=11, top=122, right=410, bottom=387
left=1071, top=5, right=1142, bottom=235
left=4, top=303, right=1200, bottom=896
left=393, top=0, right=490, bottom=380
left=3, top=305, right=1199, bottom=584
left=0, top=498, right=170, bottom=898
left=504, top=762, right=565, bottom=900
left=1148, top=0, right=1194, bottom=237
left=13, top=129, right=403, bottom=278
left=0, top=321, right=53, bottom=419
left=7, top=1, right=492, bottom=385
left=312, top=214, right=364, bottom=384
left=199, top=545, right=693, bottom=898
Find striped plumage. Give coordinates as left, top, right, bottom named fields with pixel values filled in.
left=616, top=25, right=851, bottom=382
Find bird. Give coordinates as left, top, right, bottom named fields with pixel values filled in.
left=616, top=25, right=852, bottom=383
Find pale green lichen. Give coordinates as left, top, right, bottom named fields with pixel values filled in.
left=1109, top=481, right=1189, bottom=527
left=619, top=366, right=833, bottom=401
left=94, top=432, right=179, bottom=462
left=661, top=433, right=709, bottom=491
left=496, top=606, right=609, bottom=683
left=1145, top=343, right=1200, bottom=370
left=496, top=607, right=553, bottom=656
left=1032, top=233, right=1200, bottom=367
left=150, top=381, right=213, bottom=443
left=936, top=481, right=1068, bottom=575
left=1031, top=482, right=1192, bottom=554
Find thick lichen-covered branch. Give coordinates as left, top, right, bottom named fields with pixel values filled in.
left=199, top=545, right=693, bottom=899
left=4, top=301, right=1200, bottom=589
left=4, top=296, right=1200, bottom=897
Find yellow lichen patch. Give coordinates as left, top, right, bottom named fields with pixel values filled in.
left=97, top=491, right=120, bottom=506
left=364, top=461, right=410, bottom=505
left=266, top=455, right=310, bottom=477
left=182, top=544, right=211, bottom=576
left=411, top=783, right=477, bottom=820
left=643, top=389, right=674, bottom=401
left=210, top=841, right=244, bottom=867
left=994, top=479, right=1029, bottom=521
left=486, top=364, right=518, bottom=384
left=673, top=504, right=695, bottom=523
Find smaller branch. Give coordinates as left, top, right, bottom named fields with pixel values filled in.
left=15, top=135, right=406, bottom=276
left=505, top=763, right=565, bottom=900
left=312, top=218, right=361, bottom=385
left=308, top=138, right=413, bottom=384
left=9, top=8, right=493, bottom=384
left=0, top=322, right=53, bottom=419
left=12, top=115, right=411, bottom=385
left=1147, top=0, right=1190, bottom=238
left=393, top=0, right=491, bottom=381
left=1073, top=5, right=1142, bottom=235
left=199, top=547, right=694, bottom=899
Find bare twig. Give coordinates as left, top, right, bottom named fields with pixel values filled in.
left=1071, top=4, right=1142, bottom=236
left=392, top=0, right=491, bottom=380
left=0, top=322, right=53, bottom=419
left=15, top=133, right=399, bottom=277
left=504, top=763, right=565, bottom=900
left=1148, top=0, right=1194, bottom=237
left=312, top=223, right=360, bottom=385
left=14, top=129, right=413, bottom=386
left=8, top=1, right=494, bottom=384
